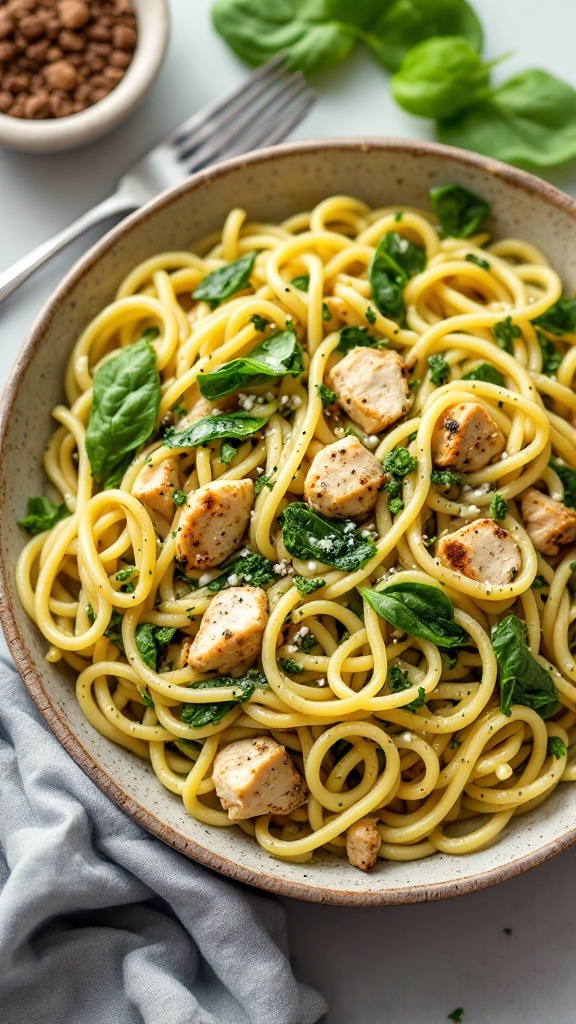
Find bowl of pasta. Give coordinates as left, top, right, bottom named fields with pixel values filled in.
left=2, top=137, right=576, bottom=905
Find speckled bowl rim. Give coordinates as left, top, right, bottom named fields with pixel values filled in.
left=3, top=137, right=576, bottom=906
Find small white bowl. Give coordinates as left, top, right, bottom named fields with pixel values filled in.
left=0, top=0, right=169, bottom=153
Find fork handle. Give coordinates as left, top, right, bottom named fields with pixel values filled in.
left=0, top=192, right=139, bottom=304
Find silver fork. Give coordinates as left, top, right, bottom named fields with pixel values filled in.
left=0, top=55, right=315, bottom=304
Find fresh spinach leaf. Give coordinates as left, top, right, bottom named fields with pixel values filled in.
left=438, top=70, right=576, bottom=170
left=220, top=440, right=238, bottom=465
left=322, top=302, right=332, bottom=322
left=291, top=274, right=310, bottom=291
left=198, top=330, right=303, bottom=400
left=206, top=552, right=276, bottom=591
left=492, top=614, right=559, bottom=719
left=531, top=575, right=547, bottom=591
left=392, top=36, right=490, bottom=120
left=86, top=340, right=160, bottom=487
left=164, top=411, right=269, bottom=449
left=537, top=330, right=563, bottom=375
left=549, top=460, right=576, bottom=509
left=293, top=575, right=326, bottom=595
left=317, top=383, right=338, bottom=407
left=104, top=610, right=124, bottom=651
left=280, top=503, right=377, bottom=571
left=361, top=0, right=482, bottom=72
left=249, top=314, right=270, bottom=332
left=254, top=472, right=275, bottom=495
left=18, top=496, right=70, bottom=535
left=462, top=363, right=504, bottom=386
left=141, top=685, right=155, bottom=709
left=279, top=658, right=304, bottom=675
left=548, top=736, right=567, bottom=759
left=447, top=1011, right=464, bottom=1024
left=135, top=623, right=177, bottom=671
left=369, top=231, right=426, bottom=320
left=533, top=297, right=576, bottom=336
left=181, top=668, right=266, bottom=728
left=428, top=353, right=450, bottom=385
left=300, top=631, right=317, bottom=653
left=493, top=316, right=521, bottom=354
left=429, top=183, right=490, bottom=238
left=388, top=664, right=426, bottom=711
left=336, top=325, right=382, bottom=354
left=360, top=582, right=466, bottom=647
left=193, top=251, right=257, bottom=309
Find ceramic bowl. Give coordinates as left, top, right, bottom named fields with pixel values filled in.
left=2, top=138, right=576, bottom=906
left=0, top=0, right=169, bottom=153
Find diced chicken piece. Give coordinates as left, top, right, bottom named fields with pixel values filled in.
left=176, top=478, right=253, bottom=571
left=437, top=518, right=521, bottom=585
left=432, top=402, right=505, bottom=472
left=326, top=347, right=412, bottom=434
left=346, top=817, right=381, bottom=872
left=212, top=736, right=308, bottom=821
left=132, top=458, right=181, bottom=522
left=304, top=435, right=386, bottom=519
left=184, top=585, right=268, bottom=674
left=519, top=487, right=576, bottom=556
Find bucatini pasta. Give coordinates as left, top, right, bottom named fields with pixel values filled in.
left=16, top=186, right=576, bottom=870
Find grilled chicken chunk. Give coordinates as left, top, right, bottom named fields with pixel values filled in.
left=132, top=458, right=180, bottom=522
left=346, top=817, right=381, bottom=871
left=184, top=585, right=268, bottom=674
left=304, top=435, right=385, bottom=519
left=176, top=478, right=253, bottom=571
left=437, top=518, right=521, bottom=585
left=432, top=402, right=505, bottom=472
left=326, top=347, right=411, bottom=434
left=212, top=737, right=308, bottom=821
left=520, top=487, right=576, bottom=556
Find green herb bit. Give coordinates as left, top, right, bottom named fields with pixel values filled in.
left=220, top=440, right=238, bottom=465
left=493, top=316, right=521, bottom=354
left=141, top=326, right=160, bottom=343
left=300, top=632, right=317, bottom=654
left=503, top=928, right=512, bottom=935
left=388, top=497, right=405, bottom=515
left=489, top=493, right=508, bottom=520
left=462, top=363, right=504, bottom=386
left=383, top=446, right=418, bottom=477
left=141, top=686, right=155, bottom=709
left=531, top=575, right=547, bottom=590
left=428, top=353, right=450, bottom=385
left=207, top=552, right=276, bottom=591
left=388, top=664, right=426, bottom=712
left=322, top=302, right=332, bottom=322
left=537, top=330, right=563, bottom=375
left=290, top=274, right=310, bottom=291
left=465, top=253, right=490, bottom=270
left=534, top=296, right=576, bottom=336
left=173, top=490, right=187, bottom=507
left=431, top=469, right=461, bottom=487
left=548, top=736, right=568, bottom=759
left=447, top=1010, right=464, bottom=1023
left=549, top=459, right=576, bottom=509
left=254, top=472, right=274, bottom=495
left=249, top=314, right=269, bottom=332
left=193, top=250, right=257, bottom=310
left=294, top=576, right=326, bottom=595
left=18, top=496, right=70, bottom=536
left=317, top=383, right=338, bottom=407
left=365, top=306, right=377, bottom=325
left=86, top=602, right=96, bottom=624
left=430, top=183, right=490, bottom=239
left=279, top=658, right=304, bottom=675
left=104, top=610, right=125, bottom=652
left=336, top=325, right=383, bottom=355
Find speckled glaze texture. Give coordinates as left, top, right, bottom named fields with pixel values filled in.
left=2, top=139, right=576, bottom=906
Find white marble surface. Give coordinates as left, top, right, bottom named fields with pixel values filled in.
left=2, top=2, right=576, bottom=1022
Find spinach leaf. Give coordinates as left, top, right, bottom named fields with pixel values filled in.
left=489, top=493, right=508, bottom=520
left=462, top=363, right=504, bottom=386
left=291, top=274, right=310, bottom=290
left=531, top=575, right=547, bottom=591
left=361, top=0, right=482, bottom=72
left=429, top=183, right=490, bottom=238
left=365, top=306, right=377, bottom=325
left=181, top=668, right=266, bottom=728
left=164, top=410, right=269, bottom=449
left=465, top=253, right=490, bottom=271
left=388, top=664, right=427, bottom=711
left=428, top=353, right=450, bottom=385
left=135, top=623, right=177, bottom=671
left=103, top=610, right=124, bottom=651
left=549, top=459, right=576, bottom=509
left=207, top=552, right=276, bottom=591
left=198, top=330, right=303, bottom=400
left=336, top=325, right=383, bottom=354
left=383, top=446, right=418, bottom=477
left=300, top=632, right=317, bottom=653
left=192, top=251, right=257, bottom=309
left=18, top=496, right=70, bottom=535
left=254, top=472, right=274, bottom=495
left=86, top=340, right=160, bottom=488
left=211, top=0, right=356, bottom=74
left=548, top=736, right=567, bottom=759
left=537, top=331, right=563, bottom=375
left=293, top=575, right=326, bottom=595
left=360, top=582, right=466, bottom=647
left=220, top=440, right=238, bottom=465
left=492, top=615, right=559, bottom=719
left=493, top=316, right=521, bottom=354
left=279, top=658, right=304, bottom=675
left=437, top=70, right=576, bottom=170
left=392, top=36, right=490, bottom=120
left=317, top=383, right=338, bottom=407
left=280, top=503, right=377, bottom=571
left=369, top=231, right=426, bottom=320
left=534, top=297, right=576, bottom=337
left=249, top=314, right=269, bottom=332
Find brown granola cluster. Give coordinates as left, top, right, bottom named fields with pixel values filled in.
left=0, top=0, right=137, bottom=120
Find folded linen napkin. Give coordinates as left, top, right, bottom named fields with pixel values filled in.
left=0, top=657, right=326, bottom=1024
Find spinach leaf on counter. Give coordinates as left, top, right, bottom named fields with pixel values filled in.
left=369, top=231, right=426, bottom=320
left=135, top=624, right=177, bottom=671
left=198, top=330, right=303, bottom=400
left=392, top=36, right=490, bottom=120
left=206, top=552, right=276, bottom=591
left=462, top=363, right=504, bottom=387
left=429, top=183, right=490, bottom=238
left=280, top=503, right=377, bottom=571
left=192, top=250, right=257, bottom=309
left=359, top=0, right=482, bottom=72
left=86, top=339, right=160, bottom=488
left=181, top=668, right=266, bottom=728
left=18, top=496, right=70, bottom=535
left=164, top=411, right=269, bottom=449
left=492, top=615, right=559, bottom=719
left=534, top=297, right=576, bottom=337
left=360, top=582, right=467, bottom=647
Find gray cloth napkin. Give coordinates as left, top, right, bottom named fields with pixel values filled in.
left=0, top=658, right=326, bottom=1024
